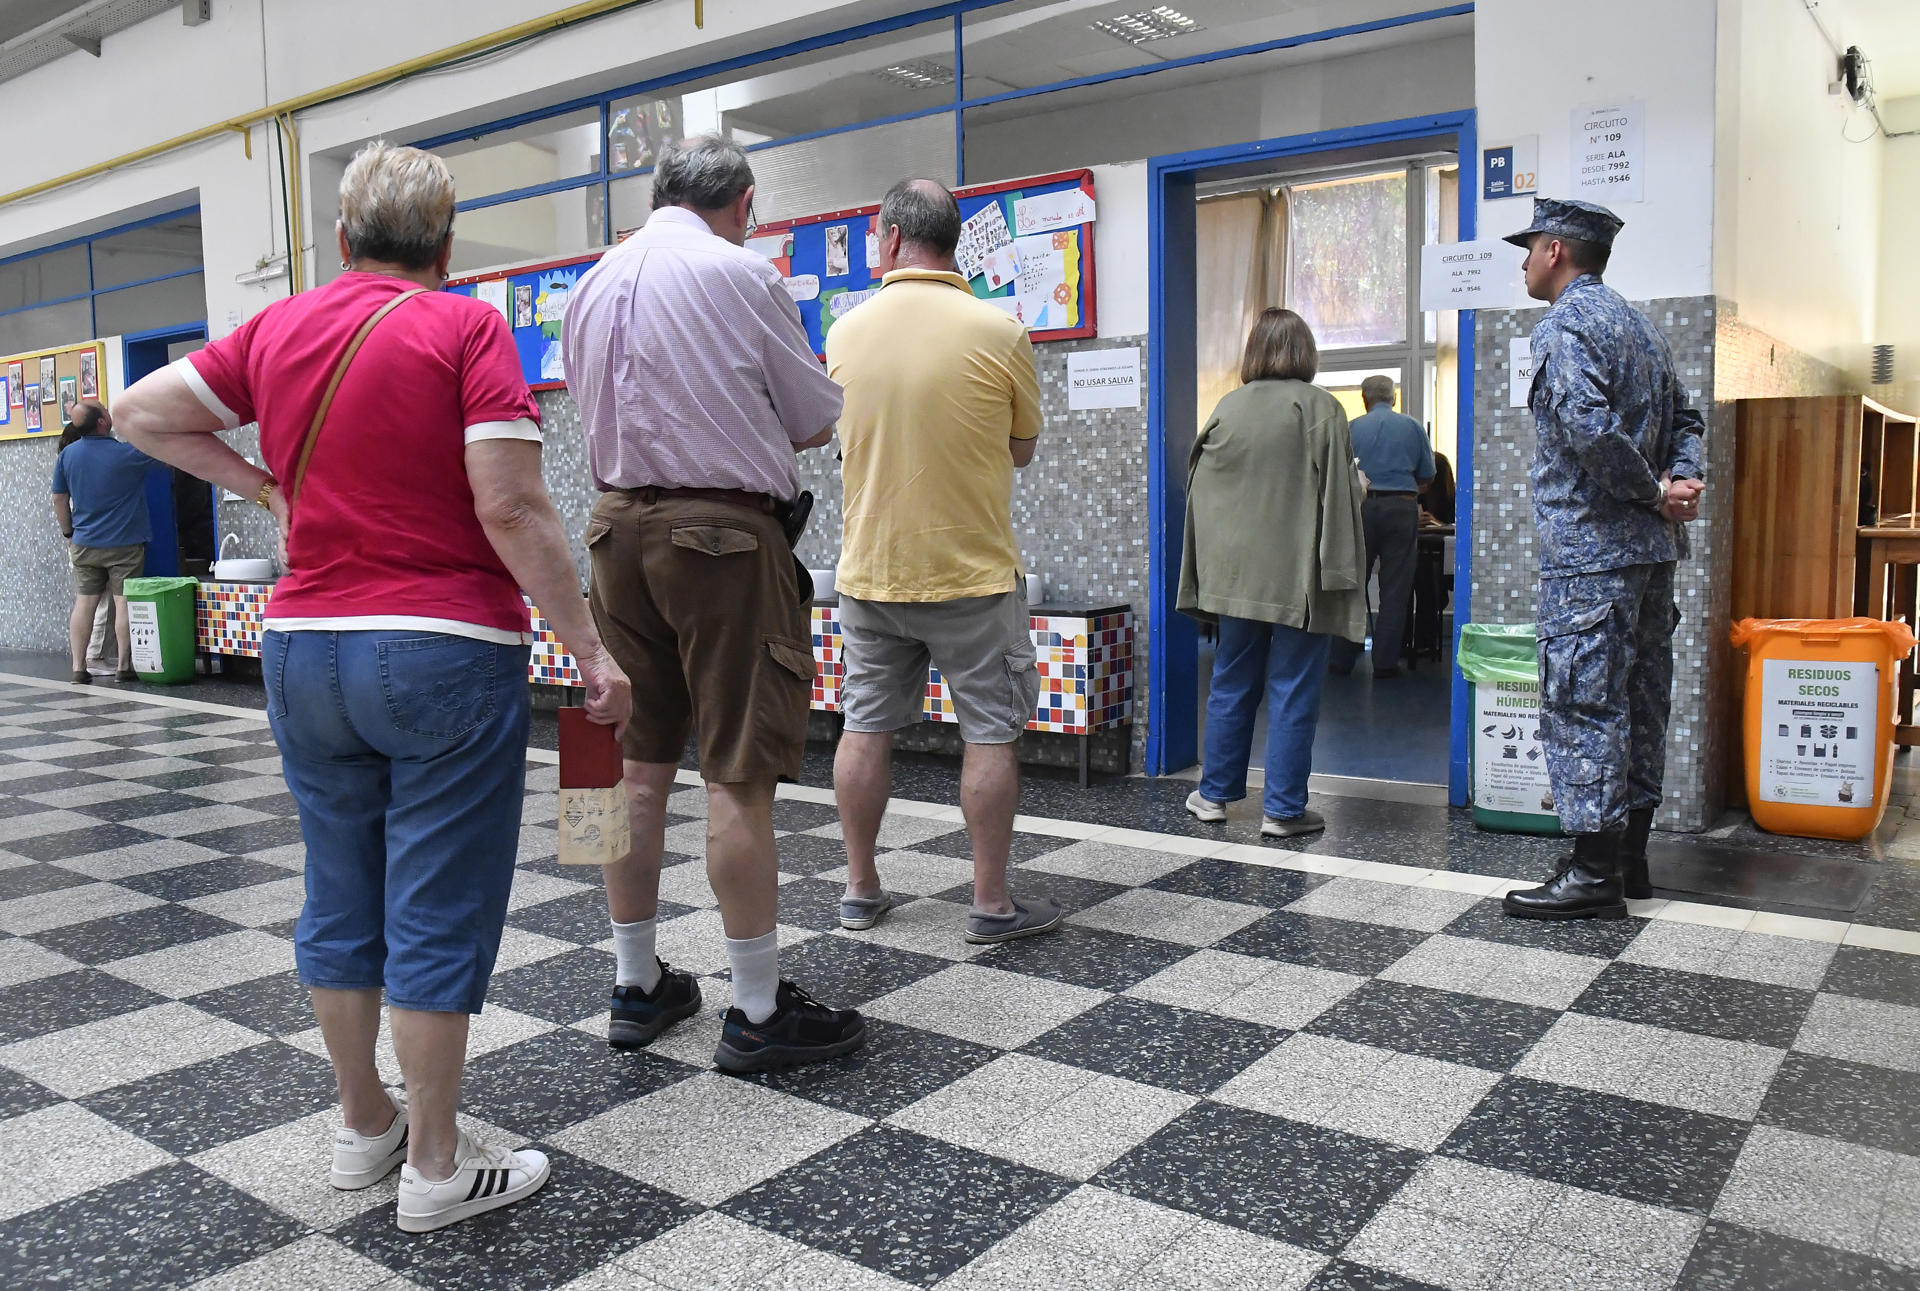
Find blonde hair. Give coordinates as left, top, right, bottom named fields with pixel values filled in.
left=338, top=141, right=456, bottom=271
left=1240, top=307, right=1319, bottom=384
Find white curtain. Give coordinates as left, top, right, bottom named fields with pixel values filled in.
left=1195, top=189, right=1288, bottom=430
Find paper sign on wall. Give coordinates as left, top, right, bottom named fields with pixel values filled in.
left=1510, top=337, right=1535, bottom=408
left=747, top=233, right=792, bottom=261
left=1012, top=188, right=1095, bottom=236
left=1014, top=234, right=1068, bottom=330
left=475, top=279, right=513, bottom=328
left=1419, top=240, right=1530, bottom=311
left=956, top=201, right=1014, bottom=281
left=1571, top=100, right=1644, bottom=204
left=783, top=275, right=821, bottom=302
left=981, top=244, right=1019, bottom=293
left=1067, top=348, right=1141, bottom=411
left=1482, top=135, right=1538, bottom=201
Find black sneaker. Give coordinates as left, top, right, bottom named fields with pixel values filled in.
left=714, top=980, right=865, bottom=1073
left=608, top=960, right=702, bottom=1050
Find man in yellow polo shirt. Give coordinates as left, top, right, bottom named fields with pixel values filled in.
left=825, top=178, right=1057, bottom=945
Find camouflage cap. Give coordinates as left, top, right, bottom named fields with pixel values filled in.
left=1500, top=196, right=1625, bottom=249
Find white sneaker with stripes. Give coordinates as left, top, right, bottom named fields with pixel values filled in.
left=395, top=1132, right=550, bottom=1233
left=331, top=1097, right=408, bottom=1190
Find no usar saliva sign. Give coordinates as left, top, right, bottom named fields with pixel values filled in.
left=1572, top=100, right=1644, bottom=203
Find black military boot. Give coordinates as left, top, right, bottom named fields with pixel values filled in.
left=1503, top=829, right=1628, bottom=920
left=1620, top=807, right=1656, bottom=901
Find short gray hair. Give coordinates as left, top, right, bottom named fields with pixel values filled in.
left=652, top=134, right=754, bottom=213
left=1360, top=375, right=1397, bottom=408
left=339, top=142, right=456, bottom=271
left=879, top=179, right=961, bottom=257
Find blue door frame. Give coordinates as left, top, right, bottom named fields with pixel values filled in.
left=1145, top=109, right=1478, bottom=805
left=122, top=323, right=208, bottom=579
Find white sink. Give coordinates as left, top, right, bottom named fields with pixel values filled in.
left=213, top=558, right=276, bottom=582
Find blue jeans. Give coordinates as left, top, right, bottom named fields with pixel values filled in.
left=1200, top=616, right=1331, bottom=819
left=265, top=630, right=532, bottom=1014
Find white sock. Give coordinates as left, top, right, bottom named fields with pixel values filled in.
left=726, top=930, right=780, bottom=1024
left=610, top=917, right=661, bottom=991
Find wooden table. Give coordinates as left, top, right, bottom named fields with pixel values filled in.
left=1856, top=525, right=1920, bottom=744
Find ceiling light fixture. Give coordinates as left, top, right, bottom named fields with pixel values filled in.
left=873, top=60, right=956, bottom=89
left=1090, top=6, right=1204, bottom=45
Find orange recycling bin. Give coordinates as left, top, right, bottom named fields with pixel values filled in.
left=1730, top=617, right=1919, bottom=841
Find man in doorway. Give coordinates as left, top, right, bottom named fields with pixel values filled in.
left=1331, top=375, right=1433, bottom=678
left=825, top=179, right=1058, bottom=944
left=1499, top=198, right=1705, bottom=920
left=51, top=400, right=152, bottom=685
left=562, top=134, right=865, bottom=1069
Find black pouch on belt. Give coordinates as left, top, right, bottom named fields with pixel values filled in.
left=774, top=490, right=813, bottom=549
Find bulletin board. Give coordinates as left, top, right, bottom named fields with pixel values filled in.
left=752, top=169, right=1098, bottom=357
left=445, top=252, right=601, bottom=391
left=1, top=340, right=106, bottom=444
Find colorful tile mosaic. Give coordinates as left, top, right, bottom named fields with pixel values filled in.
left=194, top=583, right=273, bottom=659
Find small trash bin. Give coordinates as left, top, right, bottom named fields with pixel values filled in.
left=122, top=576, right=200, bottom=685
left=1458, top=623, right=1562, bottom=835
left=1730, top=617, right=1918, bottom=841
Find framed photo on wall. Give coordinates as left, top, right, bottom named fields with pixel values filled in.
left=6, top=362, right=20, bottom=408
left=38, top=356, right=55, bottom=398
left=78, top=350, right=97, bottom=398
left=58, top=376, right=78, bottom=423
left=23, top=392, right=39, bottom=430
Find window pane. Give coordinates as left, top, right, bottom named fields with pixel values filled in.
left=609, top=20, right=956, bottom=171
left=0, top=244, right=88, bottom=313
left=747, top=113, right=955, bottom=227
left=90, top=214, right=202, bottom=290
left=439, top=108, right=602, bottom=203
left=609, top=173, right=654, bottom=241
left=0, top=298, right=90, bottom=355
left=93, top=271, right=205, bottom=336
left=450, top=187, right=601, bottom=276
left=1286, top=172, right=1406, bottom=349
left=1315, top=365, right=1402, bottom=423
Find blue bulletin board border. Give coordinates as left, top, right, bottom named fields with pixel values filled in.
left=752, top=169, right=1097, bottom=358
left=446, top=251, right=604, bottom=391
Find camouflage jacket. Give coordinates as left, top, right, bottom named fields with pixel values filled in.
left=1528, top=274, right=1704, bottom=576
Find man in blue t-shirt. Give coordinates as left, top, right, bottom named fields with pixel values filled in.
left=1331, top=375, right=1435, bottom=678
left=51, top=401, right=155, bottom=684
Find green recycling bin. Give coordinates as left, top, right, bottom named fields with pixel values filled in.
left=1458, top=623, right=1562, bottom=835
left=121, top=577, right=200, bottom=685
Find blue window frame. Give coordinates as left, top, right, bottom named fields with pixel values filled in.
left=0, top=207, right=204, bottom=351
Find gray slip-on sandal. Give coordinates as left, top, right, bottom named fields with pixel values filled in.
left=838, top=892, right=897, bottom=931
left=965, top=896, right=1064, bottom=945
left=1260, top=810, right=1326, bottom=838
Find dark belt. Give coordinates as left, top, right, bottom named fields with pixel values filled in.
left=1368, top=490, right=1420, bottom=498
left=624, top=485, right=775, bottom=514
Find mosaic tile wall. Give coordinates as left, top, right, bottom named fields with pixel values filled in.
left=0, top=436, right=80, bottom=654
left=1471, top=296, right=1724, bottom=831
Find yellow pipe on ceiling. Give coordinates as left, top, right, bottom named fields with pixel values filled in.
left=0, top=0, right=656, bottom=210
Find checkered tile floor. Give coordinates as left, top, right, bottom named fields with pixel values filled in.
left=1, top=681, right=1918, bottom=1291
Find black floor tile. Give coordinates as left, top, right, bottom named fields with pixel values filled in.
left=1097, top=1101, right=1421, bottom=1252
left=919, top=827, right=1076, bottom=866
left=33, top=904, right=240, bottom=965
left=1440, top=897, right=1649, bottom=958
left=1308, top=1261, right=1449, bottom=1291
left=1147, top=856, right=1332, bottom=907
left=0, top=967, right=168, bottom=1042
left=1821, top=945, right=1920, bottom=1007
left=1009, top=871, right=1133, bottom=916
left=1306, top=979, right=1559, bottom=1070
left=1675, top=1219, right=1920, bottom=1291
left=175, top=817, right=306, bottom=856
left=773, top=831, right=857, bottom=876
left=333, top=1149, right=695, bottom=1291
left=1217, top=910, right=1431, bottom=975
left=131, top=765, right=259, bottom=791
left=770, top=798, right=843, bottom=832
left=1571, top=961, right=1814, bottom=1048
left=0, top=1162, right=305, bottom=1291
left=46, top=747, right=171, bottom=769
left=1442, top=1076, right=1750, bottom=1213
left=1757, top=1051, right=1920, bottom=1157
left=974, top=923, right=1191, bottom=992
left=2, top=821, right=160, bottom=863
left=178, top=742, right=284, bottom=766
left=1024, top=995, right=1283, bottom=1095
left=0, top=860, right=91, bottom=901
left=775, top=876, right=852, bottom=932
left=186, top=970, right=314, bottom=1036
left=485, top=947, right=620, bottom=1024
left=727, top=1017, right=1000, bottom=1117
left=80, top=1041, right=336, bottom=1155
left=504, top=889, right=636, bottom=946
left=112, top=856, right=291, bottom=902
left=1, top=770, right=109, bottom=796
left=460, top=1028, right=699, bottom=1138
left=0, top=1066, right=62, bottom=1118
left=1645, top=839, right=1878, bottom=916
left=0, top=793, right=63, bottom=818
left=67, top=790, right=211, bottom=823
left=721, top=1125, right=1074, bottom=1286
left=777, top=935, right=950, bottom=1008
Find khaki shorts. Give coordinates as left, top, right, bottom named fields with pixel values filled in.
left=71, top=544, right=145, bottom=597
left=585, top=489, right=814, bottom=783
left=838, top=581, right=1039, bottom=744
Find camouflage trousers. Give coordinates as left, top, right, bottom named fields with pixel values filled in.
left=1535, top=562, right=1678, bottom=835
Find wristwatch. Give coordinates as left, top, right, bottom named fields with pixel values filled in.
left=255, top=479, right=279, bottom=510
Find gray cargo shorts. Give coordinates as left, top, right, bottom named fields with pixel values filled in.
left=838, top=581, right=1040, bottom=744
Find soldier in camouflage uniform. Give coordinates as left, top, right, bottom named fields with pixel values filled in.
left=1499, top=198, right=1706, bottom=921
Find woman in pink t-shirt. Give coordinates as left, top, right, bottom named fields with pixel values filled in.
left=113, top=143, right=628, bottom=1234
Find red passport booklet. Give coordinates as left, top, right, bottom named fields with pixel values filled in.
left=558, top=708, right=623, bottom=788
left=557, top=709, right=626, bottom=865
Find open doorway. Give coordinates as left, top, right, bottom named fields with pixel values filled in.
left=123, top=326, right=210, bottom=577
left=1147, top=112, right=1476, bottom=805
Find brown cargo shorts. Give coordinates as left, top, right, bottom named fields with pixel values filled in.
left=71, top=543, right=145, bottom=597
left=585, top=488, right=815, bottom=783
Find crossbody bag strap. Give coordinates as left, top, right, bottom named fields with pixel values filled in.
left=287, top=286, right=429, bottom=509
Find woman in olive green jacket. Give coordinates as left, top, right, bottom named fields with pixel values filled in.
left=1178, top=307, right=1367, bottom=837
